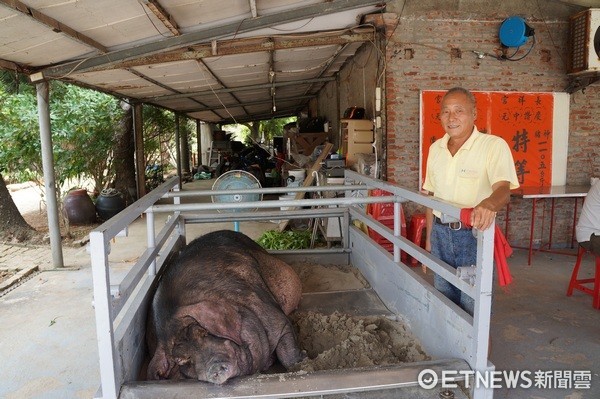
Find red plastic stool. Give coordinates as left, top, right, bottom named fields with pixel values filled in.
left=566, top=245, right=600, bottom=309
left=366, top=190, right=407, bottom=257
left=408, top=213, right=426, bottom=266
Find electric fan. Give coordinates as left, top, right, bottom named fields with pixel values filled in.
left=211, top=170, right=263, bottom=231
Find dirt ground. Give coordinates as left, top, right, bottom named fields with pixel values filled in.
left=7, top=182, right=99, bottom=247
left=21, top=208, right=99, bottom=245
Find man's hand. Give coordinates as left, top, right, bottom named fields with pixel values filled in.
left=470, top=206, right=497, bottom=231
left=472, top=180, right=511, bottom=230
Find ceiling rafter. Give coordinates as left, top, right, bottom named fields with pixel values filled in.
left=0, top=0, right=108, bottom=54
left=0, top=58, right=21, bottom=72
left=301, top=42, right=352, bottom=99
left=37, top=0, right=383, bottom=80
left=126, top=68, right=209, bottom=109
left=145, top=76, right=335, bottom=101
left=220, top=108, right=303, bottom=125
left=144, top=0, right=180, bottom=36
left=249, top=0, right=258, bottom=18
left=54, top=28, right=374, bottom=74
left=195, top=59, right=251, bottom=117
left=181, top=95, right=315, bottom=113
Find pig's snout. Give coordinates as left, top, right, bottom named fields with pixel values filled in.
left=206, top=361, right=234, bottom=384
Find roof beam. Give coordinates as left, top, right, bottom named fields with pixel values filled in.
left=146, top=76, right=335, bottom=101
left=144, top=0, right=180, bottom=36
left=301, top=42, right=351, bottom=97
left=0, top=58, right=21, bottom=72
left=180, top=95, right=315, bottom=113
left=219, top=108, right=301, bottom=124
left=38, top=0, right=382, bottom=79
left=51, top=28, right=374, bottom=74
left=195, top=59, right=251, bottom=117
left=0, top=0, right=108, bottom=53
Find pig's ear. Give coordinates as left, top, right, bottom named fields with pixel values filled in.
left=176, top=302, right=243, bottom=346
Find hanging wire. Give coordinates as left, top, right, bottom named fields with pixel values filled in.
left=138, top=0, right=172, bottom=38
left=503, top=34, right=536, bottom=62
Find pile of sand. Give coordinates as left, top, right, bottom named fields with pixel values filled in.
left=290, top=311, right=429, bottom=372
left=289, top=262, right=370, bottom=292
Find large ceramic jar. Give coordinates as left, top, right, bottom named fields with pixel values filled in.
left=63, top=189, right=97, bottom=225
left=95, top=188, right=126, bottom=221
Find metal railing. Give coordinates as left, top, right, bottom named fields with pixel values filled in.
left=90, top=170, right=495, bottom=399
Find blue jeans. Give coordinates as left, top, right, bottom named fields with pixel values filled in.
left=431, top=221, right=476, bottom=316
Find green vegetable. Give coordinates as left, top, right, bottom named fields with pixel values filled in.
left=256, top=229, right=311, bottom=250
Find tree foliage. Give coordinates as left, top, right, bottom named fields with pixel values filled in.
left=0, top=81, right=121, bottom=193
left=235, top=117, right=296, bottom=144
left=142, top=105, right=175, bottom=168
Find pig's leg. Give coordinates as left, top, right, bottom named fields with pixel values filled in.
left=274, top=321, right=305, bottom=368
left=252, top=252, right=302, bottom=315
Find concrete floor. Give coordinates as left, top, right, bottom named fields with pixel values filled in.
left=1, top=180, right=599, bottom=399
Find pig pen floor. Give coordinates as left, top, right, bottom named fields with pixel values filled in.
left=1, top=182, right=599, bottom=398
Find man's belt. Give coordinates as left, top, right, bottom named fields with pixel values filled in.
left=434, top=216, right=471, bottom=230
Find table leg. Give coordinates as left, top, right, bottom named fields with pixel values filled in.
left=549, top=198, right=556, bottom=249
left=528, top=198, right=537, bottom=266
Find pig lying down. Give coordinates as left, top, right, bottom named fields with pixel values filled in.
left=146, top=230, right=305, bottom=384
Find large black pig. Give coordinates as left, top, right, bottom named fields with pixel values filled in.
left=146, top=230, right=304, bottom=384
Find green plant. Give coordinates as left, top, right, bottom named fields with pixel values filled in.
left=0, top=81, right=121, bottom=193
left=256, top=229, right=311, bottom=250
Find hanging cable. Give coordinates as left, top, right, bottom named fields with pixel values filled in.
left=503, top=35, right=536, bottom=62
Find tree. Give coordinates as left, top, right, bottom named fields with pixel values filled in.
left=50, top=84, right=121, bottom=193
left=113, top=102, right=137, bottom=204
left=235, top=117, right=296, bottom=145
left=0, top=81, right=121, bottom=194
left=0, top=172, right=39, bottom=242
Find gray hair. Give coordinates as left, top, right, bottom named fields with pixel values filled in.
left=443, top=87, right=476, bottom=108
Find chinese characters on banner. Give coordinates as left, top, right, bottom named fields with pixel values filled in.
left=421, top=91, right=554, bottom=187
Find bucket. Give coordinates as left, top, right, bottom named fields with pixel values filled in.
left=286, top=169, right=306, bottom=195
left=278, top=194, right=296, bottom=211
left=286, top=169, right=306, bottom=187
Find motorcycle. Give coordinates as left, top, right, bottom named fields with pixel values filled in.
left=215, top=142, right=276, bottom=186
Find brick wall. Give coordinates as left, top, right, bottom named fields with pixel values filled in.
left=383, top=1, right=600, bottom=247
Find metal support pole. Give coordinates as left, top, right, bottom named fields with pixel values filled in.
left=146, top=210, right=156, bottom=275
left=471, top=225, right=495, bottom=399
left=196, top=120, right=201, bottom=172
left=393, top=202, right=401, bottom=263
left=35, top=81, right=64, bottom=268
left=175, top=114, right=182, bottom=181
left=133, top=103, right=146, bottom=198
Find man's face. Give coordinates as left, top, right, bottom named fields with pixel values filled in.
left=439, top=92, right=476, bottom=142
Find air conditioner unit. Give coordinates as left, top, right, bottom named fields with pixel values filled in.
left=567, top=8, right=600, bottom=75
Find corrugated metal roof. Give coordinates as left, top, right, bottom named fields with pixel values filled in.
left=0, top=0, right=384, bottom=123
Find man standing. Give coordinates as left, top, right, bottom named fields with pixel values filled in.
left=422, top=87, right=519, bottom=315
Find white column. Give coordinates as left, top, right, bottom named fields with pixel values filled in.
left=36, top=81, right=64, bottom=268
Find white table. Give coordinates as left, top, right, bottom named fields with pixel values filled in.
left=507, top=185, right=590, bottom=265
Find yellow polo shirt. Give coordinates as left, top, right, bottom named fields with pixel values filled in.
left=423, top=127, right=519, bottom=210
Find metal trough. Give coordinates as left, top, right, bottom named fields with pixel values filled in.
left=90, top=170, right=495, bottom=399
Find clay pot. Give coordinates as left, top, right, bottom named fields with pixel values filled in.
left=95, top=188, right=126, bottom=221
left=63, top=189, right=97, bottom=225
